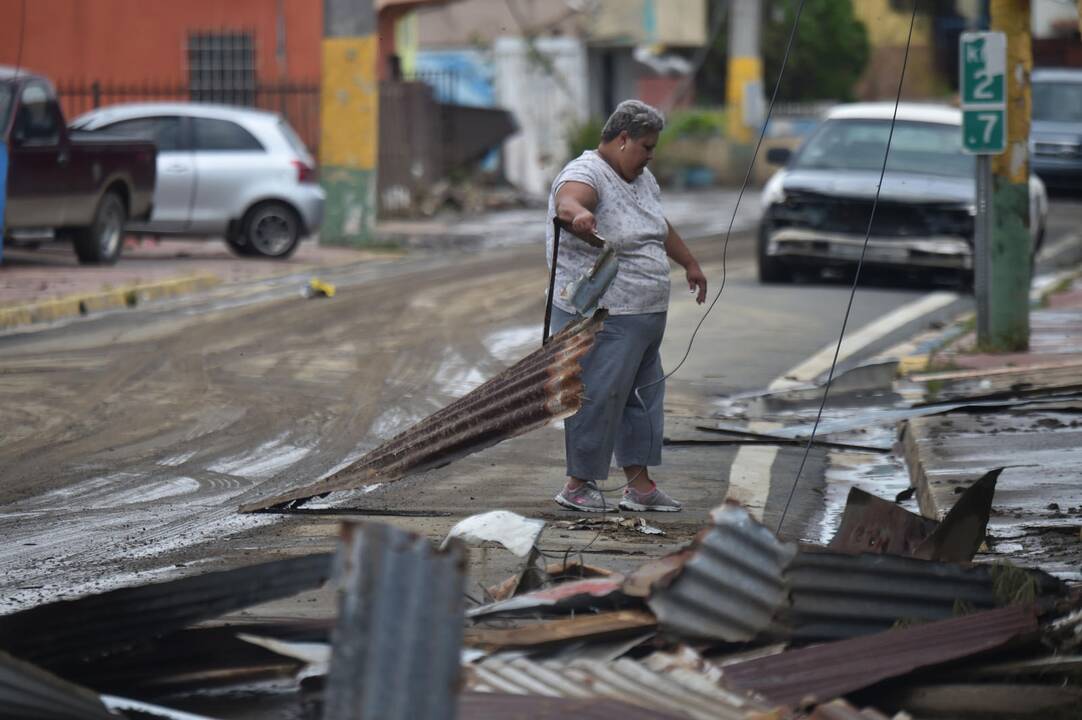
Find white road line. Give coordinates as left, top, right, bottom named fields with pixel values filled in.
left=725, top=290, right=957, bottom=520
left=768, top=291, right=958, bottom=392
left=1036, top=231, right=1080, bottom=264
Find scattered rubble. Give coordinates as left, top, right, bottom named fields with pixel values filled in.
left=2, top=487, right=1075, bottom=719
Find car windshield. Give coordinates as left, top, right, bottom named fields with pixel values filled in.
left=0, top=84, right=12, bottom=131
left=1033, top=81, right=1082, bottom=123
left=793, top=118, right=974, bottom=178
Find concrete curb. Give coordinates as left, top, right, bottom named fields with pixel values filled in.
left=899, top=416, right=947, bottom=521
left=0, top=273, right=222, bottom=331
left=894, top=266, right=1082, bottom=376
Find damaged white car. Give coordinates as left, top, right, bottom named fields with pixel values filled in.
left=758, top=103, right=1047, bottom=286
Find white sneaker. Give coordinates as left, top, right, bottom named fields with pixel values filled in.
left=619, top=484, right=682, bottom=512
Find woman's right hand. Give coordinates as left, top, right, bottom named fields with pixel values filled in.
left=571, top=209, right=597, bottom=236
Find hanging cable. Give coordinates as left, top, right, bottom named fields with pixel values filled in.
left=774, top=0, right=920, bottom=535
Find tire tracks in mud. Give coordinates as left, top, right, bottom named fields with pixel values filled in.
left=0, top=250, right=547, bottom=607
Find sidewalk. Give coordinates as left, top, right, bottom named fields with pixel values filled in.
left=898, top=273, right=1082, bottom=580
left=0, top=188, right=761, bottom=332
left=0, top=236, right=396, bottom=331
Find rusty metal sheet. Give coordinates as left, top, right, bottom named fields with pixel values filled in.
left=0, top=553, right=333, bottom=672
left=468, top=576, right=628, bottom=619
left=646, top=504, right=798, bottom=642
left=468, top=652, right=772, bottom=720
left=830, top=468, right=999, bottom=563
left=464, top=610, right=656, bottom=652
left=323, top=522, right=467, bottom=720
left=0, top=649, right=116, bottom=720
left=241, top=311, right=605, bottom=512
left=722, top=604, right=1040, bottom=707
left=828, top=487, right=938, bottom=557
left=911, top=467, right=1000, bottom=563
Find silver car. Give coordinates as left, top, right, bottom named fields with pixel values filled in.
left=758, top=103, right=1047, bottom=285
left=71, top=103, right=324, bottom=258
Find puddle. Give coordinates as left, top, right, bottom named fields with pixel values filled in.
left=25, top=473, right=201, bottom=509
left=807, top=449, right=914, bottom=546
left=433, top=350, right=487, bottom=397
left=483, top=325, right=540, bottom=364
left=209, top=435, right=311, bottom=478
left=370, top=406, right=426, bottom=440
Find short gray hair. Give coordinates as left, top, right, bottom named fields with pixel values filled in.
left=600, top=100, right=665, bottom=142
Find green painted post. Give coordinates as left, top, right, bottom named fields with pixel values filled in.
left=987, top=0, right=1031, bottom=351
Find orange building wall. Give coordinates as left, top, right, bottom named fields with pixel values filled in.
left=0, top=0, right=323, bottom=83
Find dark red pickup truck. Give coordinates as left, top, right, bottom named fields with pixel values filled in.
left=1, top=67, right=156, bottom=264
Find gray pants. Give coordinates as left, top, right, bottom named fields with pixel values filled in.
left=550, top=307, right=666, bottom=481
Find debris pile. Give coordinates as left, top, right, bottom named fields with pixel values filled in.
left=2, top=485, right=1078, bottom=719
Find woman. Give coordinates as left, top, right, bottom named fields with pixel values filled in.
left=547, top=99, right=707, bottom=513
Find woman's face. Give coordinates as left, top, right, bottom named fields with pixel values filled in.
left=618, top=130, right=659, bottom=180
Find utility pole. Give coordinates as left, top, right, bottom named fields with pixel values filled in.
left=726, top=0, right=764, bottom=145
left=984, top=0, right=1032, bottom=350
left=321, top=0, right=378, bottom=246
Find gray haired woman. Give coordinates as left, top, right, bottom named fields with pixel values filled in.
left=547, top=99, right=707, bottom=513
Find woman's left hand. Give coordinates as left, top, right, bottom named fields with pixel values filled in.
left=686, top=262, right=707, bottom=304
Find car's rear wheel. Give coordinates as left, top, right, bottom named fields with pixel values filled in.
left=241, top=201, right=301, bottom=259
left=757, top=223, right=792, bottom=284
left=73, top=192, right=126, bottom=265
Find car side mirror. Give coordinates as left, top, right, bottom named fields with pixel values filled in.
left=766, top=147, right=791, bottom=166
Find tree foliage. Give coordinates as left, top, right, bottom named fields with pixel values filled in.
left=697, top=0, right=870, bottom=103
left=763, top=0, right=870, bottom=102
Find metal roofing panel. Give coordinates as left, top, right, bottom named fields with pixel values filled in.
left=647, top=504, right=797, bottom=642
left=469, top=653, right=772, bottom=720
left=0, top=649, right=116, bottom=720
left=457, top=692, right=687, bottom=720
left=322, top=522, right=466, bottom=720
left=780, top=549, right=1062, bottom=641
left=0, top=553, right=333, bottom=671
left=723, top=603, right=1039, bottom=707
left=241, top=311, right=605, bottom=512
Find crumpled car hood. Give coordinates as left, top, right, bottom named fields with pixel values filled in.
left=782, top=169, right=974, bottom=206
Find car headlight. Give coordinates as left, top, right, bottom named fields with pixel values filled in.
left=761, top=173, right=786, bottom=209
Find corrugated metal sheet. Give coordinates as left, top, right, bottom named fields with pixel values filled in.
left=458, top=692, right=687, bottom=720
left=241, top=311, right=605, bottom=512
left=323, top=522, right=466, bottom=720
left=0, top=649, right=117, bottom=720
left=780, top=548, right=1062, bottom=641
left=723, top=603, right=1039, bottom=707
left=0, top=553, right=333, bottom=672
left=468, top=653, right=772, bottom=720
left=647, top=504, right=798, bottom=642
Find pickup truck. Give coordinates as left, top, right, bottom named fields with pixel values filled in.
left=1, top=67, right=156, bottom=264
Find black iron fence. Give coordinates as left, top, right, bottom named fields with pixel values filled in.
left=54, top=72, right=461, bottom=170
left=56, top=79, right=321, bottom=158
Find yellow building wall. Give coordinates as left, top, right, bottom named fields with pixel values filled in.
left=852, top=0, right=940, bottom=99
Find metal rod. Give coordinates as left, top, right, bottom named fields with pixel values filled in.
left=975, top=154, right=992, bottom=345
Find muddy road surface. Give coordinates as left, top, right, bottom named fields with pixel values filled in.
left=0, top=232, right=943, bottom=612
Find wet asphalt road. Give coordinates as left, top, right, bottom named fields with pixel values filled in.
left=1, top=200, right=1078, bottom=614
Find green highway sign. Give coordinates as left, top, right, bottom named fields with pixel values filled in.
left=962, top=109, right=1005, bottom=153
left=959, top=32, right=1007, bottom=154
